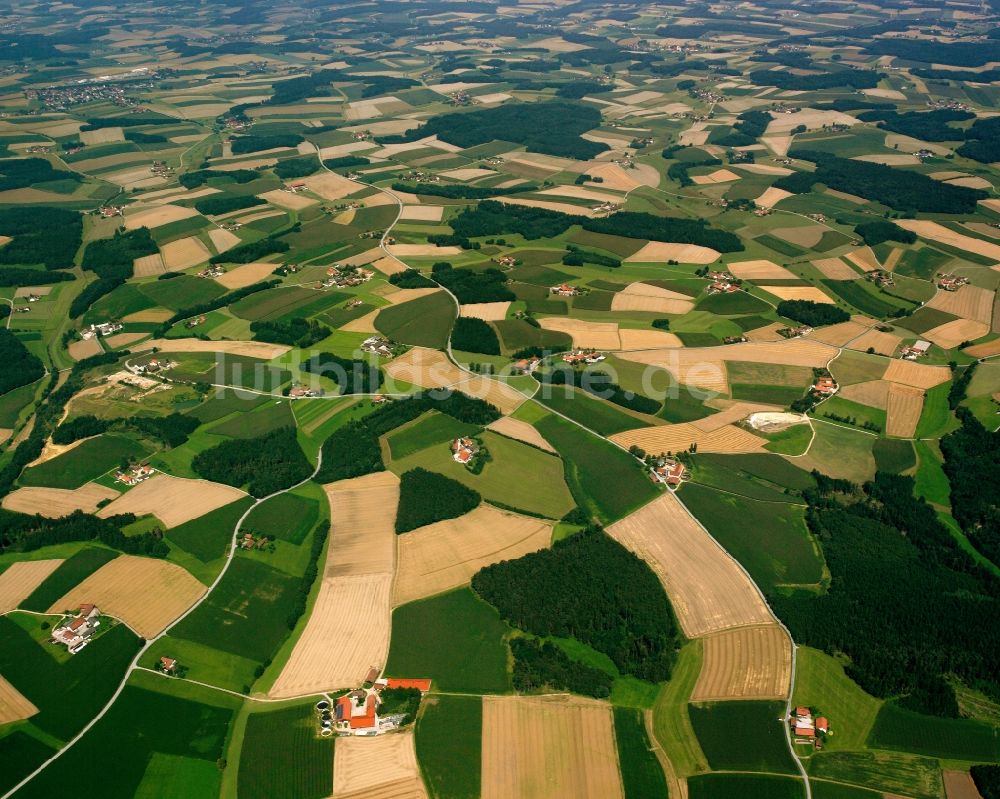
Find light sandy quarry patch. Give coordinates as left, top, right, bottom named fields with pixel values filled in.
left=611, top=293, right=694, bottom=315
left=538, top=318, right=621, bottom=350
left=387, top=243, right=463, bottom=257
left=848, top=328, right=902, bottom=357
left=79, top=126, right=124, bottom=145
left=214, top=262, right=277, bottom=290
left=324, top=472, right=399, bottom=578
left=134, top=337, right=290, bottom=359
left=452, top=375, right=525, bottom=415
left=923, top=318, right=990, bottom=350
left=0, top=674, right=37, bottom=724
left=886, top=383, right=924, bottom=438
left=625, top=241, right=720, bottom=265
left=48, top=555, right=205, bottom=637
left=764, top=285, right=835, bottom=304
left=538, top=186, right=624, bottom=204
left=897, top=220, right=1000, bottom=263
left=332, top=730, right=426, bottom=799
left=68, top=337, right=103, bottom=361
left=618, top=329, right=684, bottom=349
left=97, top=475, right=246, bottom=529
left=735, top=163, right=794, bottom=177
left=398, top=205, right=444, bottom=222
left=806, top=320, right=870, bottom=347
left=585, top=162, right=643, bottom=192
left=838, top=380, right=891, bottom=409
left=500, top=198, right=597, bottom=218
left=439, top=167, right=496, bottom=182
left=301, top=172, right=360, bottom=201
left=607, top=491, right=773, bottom=637
left=883, top=359, right=952, bottom=390
left=394, top=506, right=550, bottom=606
left=102, top=332, right=148, bottom=349
left=482, top=695, right=624, bottom=799
left=693, top=624, right=792, bottom=701
left=743, top=411, right=808, bottom=433
left=0, top=559, right=63, bottom=614
left=611, top=422, right=766, bottom=455
left=460, top=302, right=509, bottom=321
left=927, top=285, right=995, bottom=325
left=124, top=204, right=199, bottom=230
left=812, top=257, right=859, bottom=280
left=728, top=259, right=795, bottom=280
left=257, top=188, right=318, bottom=210
left=690, top=168, right=741, bottom=185
left=385, top=347, right=466, bottom=389
left=487, top=416, right=555, bottom=453
left=207, top=227, right=241, bottom=254
left=160, top=236, right=211, bottom=271
left=772, top=225, right=825, bottom=248
left=755, top=186, right=793, bottom=208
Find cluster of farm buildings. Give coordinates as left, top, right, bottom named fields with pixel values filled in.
left=52, top=605, right=102, bottom=654
left=315, top=672, right=431, bottom=737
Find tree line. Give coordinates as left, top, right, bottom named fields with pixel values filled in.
left=193, top=427, right=312, bottom=497
left=0, top=509, right=168, bottom=558
left=777, top=299, right=850, bottom=327
left=395, top=467, right=481, bottom=533
left=251, top=316, right=329, bottom=349
left=52, top=412, right=200, bottom=449
left=0, top=329, right=44, bottom=396
left=431, top=261, right=514, bottom=303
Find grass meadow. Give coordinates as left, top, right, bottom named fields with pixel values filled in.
left=415, top=695, right=482, bottom=799
left=688, top=700, right=797, bottom=774
left=687, top=773, right=805, bottom=799
left=614, top=707, right=668, bottom=799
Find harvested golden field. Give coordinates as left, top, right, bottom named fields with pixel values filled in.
left=923, top=319, right=990, bottom=350
left=692, top=624, right=792, bottom=701
left=103, top=332, right=148, bottom=349
left=124, top=204, right=198, bottom=230
left=12, top=286, right=51, bottom=299
left=384, top=347, right=466, bottom=389
left=897, top=219, right=1000, bottom=262
left=134, top=337, right=290, bottom=359
left=690, top=168, right=740, bottom=185
left=607, top=491, right=774, bottom=637
left=538, top=185, right=624, bottom=204
left=610, top=293, right=693, bottom=314
left=394, top=506, right=551, bottom=606
left=323, top=472, right=399, bottom=578
left=537, top=318, right=621, bottom=350
left=398, top=205, right=444, bottom=221
left=453, top=375, right=525, bottom=415
left=617, top=329, right=684, bottom=349
left=848, top=328, right=902, bottom=357
left=766, top=108, right=858, bottom=134
left=734, top=163, right=794, bottom=177
left=501, top=198, right=598, bottom=218
left=855, top=153, right=921, bottom=166
left=439, top=167, right=495, bottom=182
left=0, top=675, right=37, bottom=725
left=980, top=198, right=1000, bottom=215
left=755, top=187, right=793, bottom=208
left=124, top=308, right=173, bottom=323
left=257, top=189, right=318, bottom=210
left=620, top=339, right=835, bottom=370
left=838, top=380, right=891, bottom=409
left=160, top=236, right=211, bottom=271
left=301, top=172, right=361, bottom=201
left=2, top=484, right=119, bottom=519
left=79, top=126, right=124, bottom=145
left=883, top=359, right=952, bottom=390
left=811, top=257, right=859, bottom=280
left=886, top=383, right=925, bottom=438
left=884, top=248, right=904, bottom=271
left=132, top=253, right=167, bottom=277
left=610, top=422, right=766, bottom=455
left=482, top=695, right=624, bottom=799
left=370, top=256, right=406, bottom=276
left=624, top=241, right=720, bottom=264
left=48, top=555, right=206, bottom=637
left=584, top=162, right=641, bottom=192
left=269, top=573, right=392, bottom=698
left=689, top=401, right=782, bottom=433
left=332, top=730, right=426, bottom=799
left=964, top=338, right=1000, bottom=358
left=806, top=320, right=870, bottom=347
left=214, top=262, right=279, bottom=290
left=379, top=287, right=442, bottom=306
left=342, top=309, right=379, bottom=333
left=943, top=770, right=983, bottom=799
left=728, top=259, right=795, bottom=280
left=745, top=322, right=787, bottom=342
left=487, top=416, right=555, bottom=452
left=762, top=285, right=835, bottom=304
left=927, top=285, right=995, bottom=325
left=773, top=226, right=825, bottom=248
left=96, top=475, right=246, bottom=529
left=206, top=227, right=242, bottom=254
left=460, top=302, right=510, bottom=321
left=387, top=243, right=463, bottom=257
left=0, top=559, right=63, bottom=614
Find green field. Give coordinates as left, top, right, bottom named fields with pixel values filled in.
left=415, top=695, right=482, bottom=799
left=20, top=547, right=119, bottom=612
left=170, top=557, right=300, bottom=664
left=0, top=732, right=56, bottom=796
left=763, top=423, right=814, bottom=456
left=688, top=773, right=805, bottom=799
left=828, top=350, right=889, bottom=387
left=680, top=483, right=823, bottom=590
left=385, top=410, right=481, bottom=460
left=696, top=290, right=771, bottom=315
left=688, top=700, right=797, bottom=773
left=792, top=647, right=882, bottom=751
left=539, top=385, right=650, bottom=436
left=0, top=616, right=140, bottom=741
left=167, top=497, right=255, bottom=563
left=810, top=782, right=883, bottom=799
left=237, top=704, right=333, bottom=799
left=614, top=707, right=668, bottom=799
left=384, top=588, right=510, bottom=693
left=796, top=421, right=876, bottom=483
left=229, top=286, right=320, bottom=322
left=389, top=429, right=574, bottom=519
left=914, top=382, right=959, bottom=439
left=533, top=412, right=657, bottom=524
left=652, top=641, right=708, bottom=778
left=241, top=490, right=320, bottom=545
left=12, top=678, right=240, bottom=799
left=913, top=439, right=951, bottom=507
left=867, top=703, right=1000, bottom=762
left=139, top=275, right=225, bottom=310
left=142, top=635, right=259, bottom=693
left=808, top=751, right=943, bottom=799
left=821, top=279, right=911, bottom=319
left=816, top=395, right=887, bottom=433
left=696, top=453, right=815, bottom=492
left=208, top=400, right=295, bottom=439
left=374, top=290, right=455, bottom=349
left=731, top=383, right=806, bottom=406
left=19, top=434, right=150, bottom=489
left=872, top=438, right=916, bottom=473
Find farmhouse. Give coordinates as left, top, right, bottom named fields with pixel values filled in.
left=159, top=656, right=177, bottom=673
left=900, top=340, right=931, bottom=360
left=81, top=320, right=123, bottom=340
left=452, top=437, right=479, bottom=465
left=778, top=325, right=812, bottom=339
left=285, top=181, right=307, bottom=193
left=198, top=265, right=226, bottom=278
left=52, top=604, right=101, bottom=654
left=562, top=349, right=606, bottom=365
left=551, top=283, right=581, bottom=297
left=865, top=269, right=894, bottom=288
left=708, top=280, right=739, bottom=295
left=707, top=270, right=734, bottom=282
left=114, top=464, right=155, bottom=486
left=512, top=356, right=541, bottom=374
left=650, top=458, right=687, bottom=487
left=332, top=677, right=432, bottom=736
left=811, top=376, right=838, bottom=396
left=789, top=706, right=831, bottom=748
left=938, top=274, right=969, bottom=291
left=361, top=335, right=395, bottom=358
left=288, top=385, right=324, bottom=398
